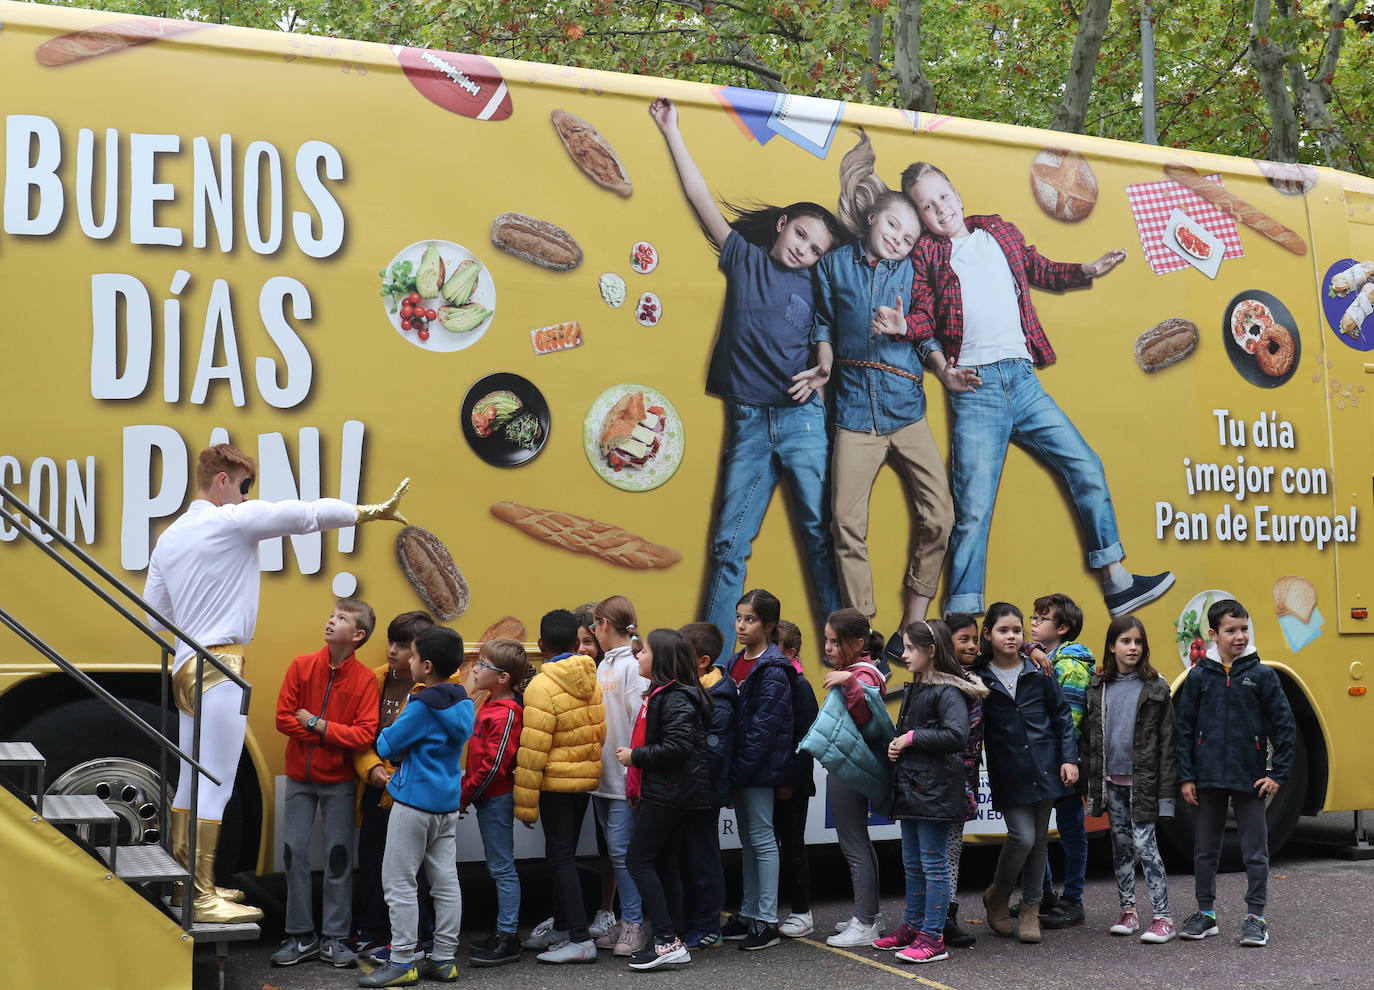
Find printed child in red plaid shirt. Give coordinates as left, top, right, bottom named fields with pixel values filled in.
left=872, top=163, right=1172, bottom=620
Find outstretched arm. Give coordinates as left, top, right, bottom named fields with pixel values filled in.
left=649, top=97, right=733, bottom=249
left=1081, top=248, right=1127, bottom=278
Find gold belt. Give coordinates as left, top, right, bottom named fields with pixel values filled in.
left=172, top=646, right=247, bottom=715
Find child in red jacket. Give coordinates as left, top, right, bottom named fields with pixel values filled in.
left=462, top=638, right=531, bottom=966
left=272, top=598, right=381, bottom=969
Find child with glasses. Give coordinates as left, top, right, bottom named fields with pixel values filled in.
left=462, top=639, right=531, bottom=967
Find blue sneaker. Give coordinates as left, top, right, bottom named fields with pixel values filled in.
left=685, top=929, right=722, bottom=949
left=1106, top=572, right=1175, bottom=616
left=362, top=944, right=391, bottom=966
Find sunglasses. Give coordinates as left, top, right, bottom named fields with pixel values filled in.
left=239, top=476, right=254, bottom=495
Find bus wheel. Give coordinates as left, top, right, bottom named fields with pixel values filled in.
left=1160, top=725, right=1307, bottom=869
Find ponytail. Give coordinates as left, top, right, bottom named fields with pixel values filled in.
left=826, top=607, right=884, bottom=664
left=837, top=130, right=915, bottom=241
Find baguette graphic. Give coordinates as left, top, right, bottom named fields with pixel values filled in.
left=36, top=18, right=204, bottom=66
left=1134, top=318, right=1198, bottom=373
left=1163, top=164, right=1307, bottom=256
left=490, top=212, right=583, bottom=271
left=396, top=525, right=470, bottom=620
left=491, top=501, right=680, bottom=569
left=551, top=110, right=632, bottom=197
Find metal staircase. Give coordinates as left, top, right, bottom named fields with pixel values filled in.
left=0, top=483, right=260, bottom=988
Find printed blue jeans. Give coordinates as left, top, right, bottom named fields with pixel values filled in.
left=704, top=398, right=841, bottom=656
left=945, top=359, right=1123, bottom=614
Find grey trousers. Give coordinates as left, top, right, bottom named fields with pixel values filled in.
left=383, top=802, right=463, bottom=963
left=993, top=799, right=1053, bottom=905
left=827, top=774, right=879, bottom=924
left=1194, top=788, right=1268, bottom=914
left=283, top=777, right=357, bottom=938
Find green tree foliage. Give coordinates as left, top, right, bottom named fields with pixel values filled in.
left=39, top=0, right=1373, bottom=174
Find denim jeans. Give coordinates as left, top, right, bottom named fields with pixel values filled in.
left=1043, top=792, right=1087, bottom=902
left=704, top=399, right=842, bottom=657
left=475, top=792, right=520, bottom=934
left=900, top=819, right=952, bottom=935
left=945, top=359, right=1123, bottom=613
left=283, top=777, right=356, bottom=938
left=734, top=786, right=780, bottom=924
left=593, top=796, right=642, bottom=925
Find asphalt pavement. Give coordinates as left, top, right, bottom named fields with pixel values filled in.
left=197, top=813, right=1372, bottom=990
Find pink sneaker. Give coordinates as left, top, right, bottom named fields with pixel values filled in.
left=872, top=922, right=919, bottom=951
left=1140, top=917, right=1177, bottom=943
left=1110, top=911, right=1139, bottom=936
left=895, top=933, right=949, bottom=964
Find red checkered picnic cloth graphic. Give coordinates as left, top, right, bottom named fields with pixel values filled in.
left=1125, top=173, right=1245, bottom=274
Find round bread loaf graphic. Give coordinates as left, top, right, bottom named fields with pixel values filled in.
left=1030, top=148, right=1098, bottom=223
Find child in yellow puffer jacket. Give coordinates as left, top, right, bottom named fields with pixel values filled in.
left=512, top=609, right=607, bottom=963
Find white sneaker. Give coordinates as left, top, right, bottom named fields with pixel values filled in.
left=522, top=918, right=567, bottom=951
left=589, top=909, right=618, bottom=939
left=536, top=939, right=597, bottom=964
left=827, top=918, right=884, bottom=947
left=834, top=916, right=857, bottom=933
left=779, top=912, right=814, bottom=938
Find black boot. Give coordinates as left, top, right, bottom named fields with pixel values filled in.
left=944, top=902, right=976, bottom=947
left=469, top=932, right=521, bottom=967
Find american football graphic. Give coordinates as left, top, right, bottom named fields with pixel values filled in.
left=392, top=45, right=513, bottom=122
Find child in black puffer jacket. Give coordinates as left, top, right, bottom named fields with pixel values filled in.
left=617, top=628, right=713, bottom=970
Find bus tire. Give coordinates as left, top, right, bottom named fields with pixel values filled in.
left=1160, top=724, right=1307, bottom=870
left=15, top=696, right=251, bottom=878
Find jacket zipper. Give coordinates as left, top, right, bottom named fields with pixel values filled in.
left=304, top=665, right=339, bottom=782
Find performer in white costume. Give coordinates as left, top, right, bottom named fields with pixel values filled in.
left=144, top=444, right=409, bottom=923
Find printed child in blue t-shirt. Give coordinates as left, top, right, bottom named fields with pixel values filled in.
left=792, top=132, right=952, bottom=638
left=650, top=96, right=843, bottom=659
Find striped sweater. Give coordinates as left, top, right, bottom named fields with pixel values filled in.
left=460, top=696, right=523, bottom=808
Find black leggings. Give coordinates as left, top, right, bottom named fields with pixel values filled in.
left=774, top=791, right=811, bottom=914
left=627, top=800, right=694, bottom=938
left=540, top=791, right=591, bottom=941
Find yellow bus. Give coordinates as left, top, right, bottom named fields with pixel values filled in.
left=1, top=0, right=1371, bottom=887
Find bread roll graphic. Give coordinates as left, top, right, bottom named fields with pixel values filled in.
left=396, top=526, right=470, bottom=620
left=1134, top=318, right=1198, bottom=373
left=490, top=212, right=583, bottom=271
left=551, top=110, right=632, bottom=197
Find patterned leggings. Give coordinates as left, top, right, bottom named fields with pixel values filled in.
left=1106, top=782, right=1169, bottom=917
left=945, top=822, right=965, bottom=905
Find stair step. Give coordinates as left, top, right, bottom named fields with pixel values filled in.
left=0, top=741, right=44, bottom=765
left=38, top=794, right=119, bottom=825
left=185, top=920, right=261, bottom=942
left=99, top=843, right=183, bottom=882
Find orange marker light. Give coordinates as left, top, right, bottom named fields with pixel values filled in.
left=1352, top=608, right=1369, bottom=620
left=1351, top=686, right=1367, bottom=696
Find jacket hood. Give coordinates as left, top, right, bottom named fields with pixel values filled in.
left=728, top=643, right=790, bottom=674
left=700, top=666, right=723, bottom=690
left=925, top=669, right=990, bottom=699
left=414, top=683, right=473, bottom=742
left=1201, top=643, right=1260, bottom=669
left=540, top=652, right=600, bottom=700
left=1089, top=670, right=1171, bottom=700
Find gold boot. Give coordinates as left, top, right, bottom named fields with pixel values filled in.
left=983, top=883, right=1013, bottom=937
left=169, top=808, right=245, bottom=905
left=192, top=818, right=263, bottom=924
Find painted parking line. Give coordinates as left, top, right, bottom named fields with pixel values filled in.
left=796, top=937, right=961, bottom=989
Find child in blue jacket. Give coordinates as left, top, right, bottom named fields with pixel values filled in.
left=361, top=627, right=475, bottom=988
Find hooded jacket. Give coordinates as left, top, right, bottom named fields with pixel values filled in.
left=726, top=644, right=815, bottom=789
left=975, top=657, right=1078, bottom=810
left=513, top=653, right=606, bottom=823
left=699, top=666, right=739, bottom=808
left=1174, top=644, right=1296, bottom=794
left=630, top=681, right=714, bottom=810
left=376, top=682, right=475, bottom=814
left=460, top=696, right=523, bottom=809
left=890, top=671, right=989, bottom=822
left=1084, top=671, right=1177, bottom=822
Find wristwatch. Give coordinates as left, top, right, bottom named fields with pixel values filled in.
left=307, top=715, right=320, bottom=729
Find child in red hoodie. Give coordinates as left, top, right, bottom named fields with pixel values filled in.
left=272, top=598, right=380, bottom=968
left=462, top=638, right=531, bottom=966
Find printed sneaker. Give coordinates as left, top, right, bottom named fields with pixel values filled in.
left=417, top=956, right=460, bottom=982
left=873, top=922, right=920, bottom=951
left=535, top=939, right=598, bottom=964
left=615, top=921, right=647, bottom=957
left=522, top=918, right=568, bottom=951
left=594, top=920, right=623, bottom=951
left=1110, top=911, right=1139, bottom=936
left=895, top=932, right=949, bottom=965
left=740, top=920, right=781, bottom=951
left=1179, top=911, right=1219, bottom=940
left=627, top=937, right=691, bottom=970
left=270, top=934, right=320, bottom=966
left=1106, top=572, right=1176, bottom=617
left=827, top=917, right=882, bottom=947
left=684, top=929, right=723, bottom=950
left=357, top=960, right=420, bottom=988
left=1140, top=917, right=1177, bottom=944
left=779, top=911, right=815, bottom=938
left=722, top=915, right=753, bottom=940
left=320, top=937, right=357, bottom=968
left=589, top=909, right=618, bottom=940
left=1240, top=914, right=1269, bottom=947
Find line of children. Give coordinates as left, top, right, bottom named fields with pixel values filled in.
left=772, top=618, right=816, bottom=938
left=273, top=589, right=1293, bottom=983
